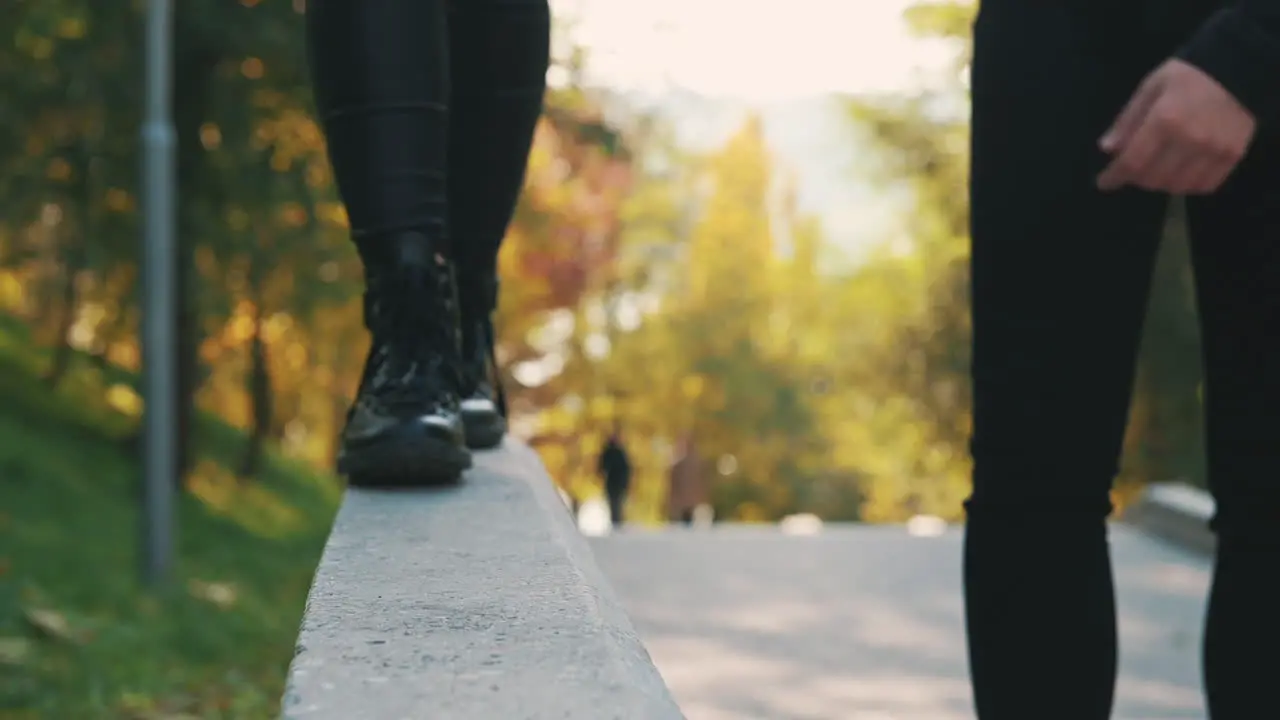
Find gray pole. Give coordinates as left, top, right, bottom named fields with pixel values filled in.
left=140, top=0, right=177, bottom=586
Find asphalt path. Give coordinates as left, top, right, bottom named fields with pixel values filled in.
left=592, top=524, right=1209, bottom=720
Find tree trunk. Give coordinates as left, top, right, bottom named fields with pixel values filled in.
left=171, top=17, right=222, bottom=486
left=46, top=144, right=96, bottom=388
left=239, top=312, right=272, bottom=479
left=45, top=246, right=81, bottom=388
left=239, top=247, right=273, bottom=479
left=329, top=392, right=348, bottom=470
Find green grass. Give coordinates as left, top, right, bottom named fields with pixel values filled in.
left=0, top=329, right=340, bottom=719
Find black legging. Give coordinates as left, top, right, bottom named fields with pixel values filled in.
left=304, top=0, right=549, bottom=277
left=967, top=4, right=1280, bottom=719
left=607, top=486, right=627, bottom=528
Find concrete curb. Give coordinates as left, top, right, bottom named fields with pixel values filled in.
left=281, top=440, right=685, bottom=720
left=1122, top=481, right=1216, bottom=555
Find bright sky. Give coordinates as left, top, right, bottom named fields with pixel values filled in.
left=551, top=0, right=955, bottom=101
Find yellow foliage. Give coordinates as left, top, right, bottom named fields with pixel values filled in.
left=105, top=384, right=142, bottom=418
left=187, top=461, right=306, bottom=539
left=733, top=502, right=769, bottom=523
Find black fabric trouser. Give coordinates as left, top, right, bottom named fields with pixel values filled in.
left=607, top=486, right=627, bottom=528
left=966, top=3, right=1280, bottom=719
left=304, top=0, right=549, bottom=278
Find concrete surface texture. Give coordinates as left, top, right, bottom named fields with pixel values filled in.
left=593, top=525, right=1209, bottom=720
left=282, top=442, right=684, bottom=720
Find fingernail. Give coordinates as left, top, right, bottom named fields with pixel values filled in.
left=1099, top=133, right=1114, bottom=150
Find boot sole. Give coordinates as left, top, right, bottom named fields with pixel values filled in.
left=463, top=411, right=507, bottom=451
left=339, top=428, right=472, bottom=488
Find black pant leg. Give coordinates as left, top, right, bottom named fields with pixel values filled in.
left=305, top=0, right=450, bottom=246
left=966, top=3, right=1167, bottom=717
left=1186, top=131, right=1280, bottom=720
left=607, top=489, right=626, bottom=527
left=447, top=0, right=550, bottom=281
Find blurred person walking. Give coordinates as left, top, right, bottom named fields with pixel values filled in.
left=667, top=434, right=706, bottom=526
left=597, top=428, right=632, bottom=528
left=966, top=2, right=1278, bottom=718
left=304, top=0, right=549, bottom=486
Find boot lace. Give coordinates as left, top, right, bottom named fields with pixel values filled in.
left=362, top=260, right=462, bottom=414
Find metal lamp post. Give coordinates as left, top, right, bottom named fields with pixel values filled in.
left=140, top=0, right=177, bottom=586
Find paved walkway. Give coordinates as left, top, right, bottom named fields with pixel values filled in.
left=592, top=524, right=1209, bottom=720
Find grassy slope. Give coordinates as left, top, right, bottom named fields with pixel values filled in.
left=0, top=323, right=339, bottom=719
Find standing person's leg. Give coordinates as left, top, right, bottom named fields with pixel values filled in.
left=306, top=0, right=471, bottom=485
left=1186, top=133, right=1280, bottom=719
left=447, top=0, right=552, bottom=449
left=965, top=3, right=1167, bottom=717
left=607, top=489, right=623, bottom=528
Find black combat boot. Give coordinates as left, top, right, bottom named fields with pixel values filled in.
left=457, top=272, right=507, bottom=450
left=337, top=232, right=471, bottom=485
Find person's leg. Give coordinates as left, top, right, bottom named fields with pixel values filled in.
left=1185, top=133, right=1280, bottom=719
left=965, top=3, right=1168, bottom=717
left=610, top=487, right=628, bottom=528
left=306, top=0, right=470, bottom=485
left=447, top=0, right=551, bottom=448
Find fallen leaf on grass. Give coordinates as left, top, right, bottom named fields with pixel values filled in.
left=187, top=579, right=238, bottom=609
left=23, top=607, right=86, bottom=644
left=0, top=636, right=32, bottom=665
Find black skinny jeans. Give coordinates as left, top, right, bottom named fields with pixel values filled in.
left=304, top=0, right=549, bottom=282
left=607, top=483, right=628, bottom=528
left=966, top=3, right=1280, bottom=719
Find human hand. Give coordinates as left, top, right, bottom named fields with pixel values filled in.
left=1096, top=59, right=1256, bottom=194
